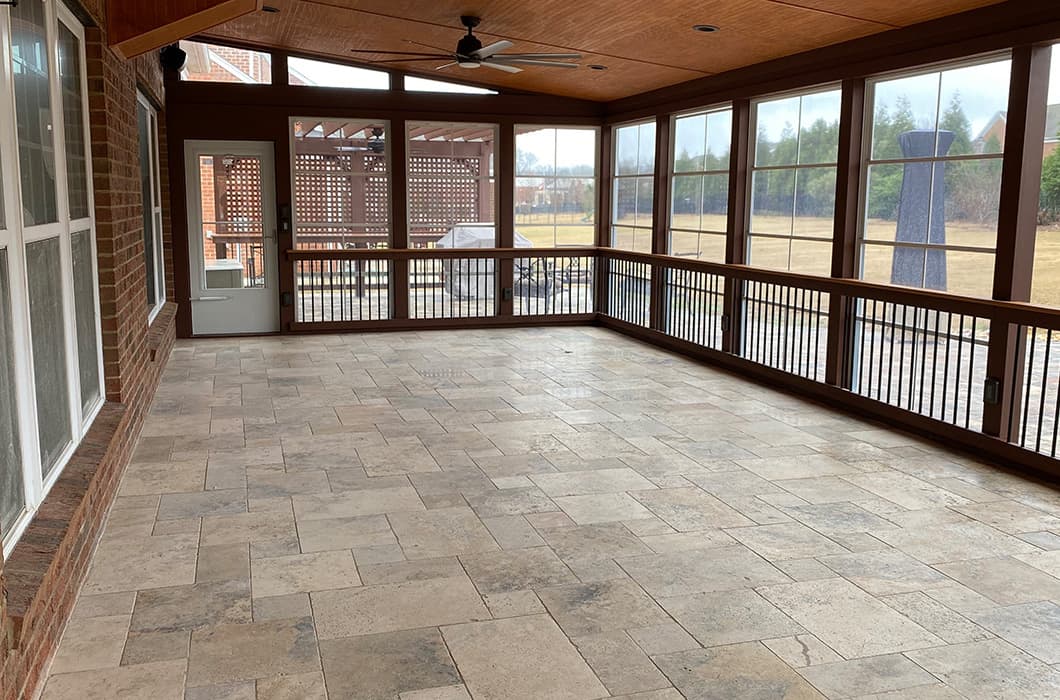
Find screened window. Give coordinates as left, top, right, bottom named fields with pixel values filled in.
left=748, top=89, right=840, bottom=275
left=515, top=126, right=597, bottom=247
left=11, top=0, right=58, bottom=226
left=861, top=58, right=1010, bottom=298
left=671, top=107, right=732, bottom=261
left=138, top=93, right=165, bottom=314
left=407, top=122, right=497, bottom=247
left=404, top=76, right=496, bottom=95
left=612, top=120, right=655, bottom=253
left=179, top=40, right=272, bottom=84
left=292, top=119, right=391, bottom=249
left=1034, top=46, right=1060, bottom=307
left=0, top=250, right=24, bottom=536
left=289, top=57, right=389, bottom=89
left=59, top=22, right=89, bottom=220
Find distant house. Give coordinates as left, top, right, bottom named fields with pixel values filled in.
left=973, top=105, right=1060, bottom=157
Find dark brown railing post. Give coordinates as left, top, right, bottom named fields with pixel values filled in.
left=723, top=100, right=751, bottom=354
left=650, top=114, right=672, bottom=331
left=498, top=121, right=515, bottom=317
left=825, top=78, right=865, bottom=388
left=595, top=126, right=613, bottom=316
left=390, top=118, right=410, bottom=320
left=984, top=44, right=1050, bottom=439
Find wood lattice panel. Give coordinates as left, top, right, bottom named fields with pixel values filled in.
left=293, top=150, right=390, bottom=248
left=215, top=155, right=264, bottom=236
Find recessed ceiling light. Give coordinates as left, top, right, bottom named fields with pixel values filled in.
left=588, top=64, right=608, bottom=71
left=692, top=24, right=719, bottom=33
left=262, top=5, right=280, bottom=13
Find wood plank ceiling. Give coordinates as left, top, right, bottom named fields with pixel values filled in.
left=199, top=0, right=1007, bottom=101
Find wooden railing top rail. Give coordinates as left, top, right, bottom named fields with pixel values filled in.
left=287, top=247, right=599, bottom=261
left=599, top=248, right=1060, bottom=328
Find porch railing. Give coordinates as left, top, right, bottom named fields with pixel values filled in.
left=285, top=245, right=1060, bottom=476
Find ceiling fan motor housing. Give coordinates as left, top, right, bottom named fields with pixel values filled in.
left=456, top=33, right=483, bottom=65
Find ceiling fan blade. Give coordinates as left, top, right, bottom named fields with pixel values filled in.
left=481, top=61, right=522, bottom=73
left=472, top=40, right=514, bottom=59
left=406, top=39, right=454, bottom=54
left=435, top=62, right=458, bottom=70
left=491, top=58, right=579, bottom=69
left=369, top=57, right=453, bottom=63
left=493, top=53, right=582, bottom=59
left=349, top=49, right=445, bottom=57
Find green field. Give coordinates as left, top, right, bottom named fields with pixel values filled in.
left=513, top=211, right=1060, bottom=309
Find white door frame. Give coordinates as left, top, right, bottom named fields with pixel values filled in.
left=184, top=140, right=280, bottom=335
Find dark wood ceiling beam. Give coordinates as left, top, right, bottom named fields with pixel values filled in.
left=107, top=0, right=262, bottom=59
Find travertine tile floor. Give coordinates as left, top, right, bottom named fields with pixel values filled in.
left=41, top=327, right=1060, bottom=699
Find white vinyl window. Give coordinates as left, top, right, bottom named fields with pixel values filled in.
left=138, top=92, right=166, bottom=319
left=1, top=0, right=104, bottom=556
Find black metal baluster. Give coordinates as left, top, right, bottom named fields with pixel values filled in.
left=953, top=315, right=966, bottom=425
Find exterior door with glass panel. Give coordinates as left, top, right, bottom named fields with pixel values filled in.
left=185, top=141, right=279, bottom=334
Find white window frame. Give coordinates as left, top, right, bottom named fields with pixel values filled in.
left=668, top=104, right=733, bottom=261
left=138, top=91, right=166, bottom=321
left=610, top=118, right=656, bottom=253
left=1, top=1, right=104, bottom=557
left=746, top=84, right=842, bottom=273
left=514, top=124, right=600, bottom=248
left=856, top=53, right=1011, bottom=296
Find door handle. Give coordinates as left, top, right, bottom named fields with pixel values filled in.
left=192, top=296, right=231, bottom=302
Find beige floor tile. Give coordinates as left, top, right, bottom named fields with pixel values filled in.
left=538, top=579, right=671, bottom=636
left=460, top=546, right=577, bottom=593
left=292, top=486, right=425, bottom=521
left=49, top=614, right=130, bottom=674
left=573, top=631, right=671, bottom=695
left=320, top=628, right=461, bottom=699
left=251, top=550, right=361, bottom=597
left=389, top=506, right=499, bottom=558
left=618, top=545, right=789, bottom=598
left=186, top=617, right=318, bottom=687
left=42, top=659, right=187, bottom=700
left=83, top=533, right=199, bottom=594
left=660, top=588, right=804, bottom=646
left=654, top=642, right=824, bottom=699
left=442, top=614, right=607, bottom=700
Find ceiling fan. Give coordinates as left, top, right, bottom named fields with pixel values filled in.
left=350, top=15, right=582, bottom=74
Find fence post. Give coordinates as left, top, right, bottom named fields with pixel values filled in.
left=650, top=114, right=672, bottom=331
left=825, top=78, right=865, bottom=388
left=984, top=44, right=1050, bottom=439
left=498, top=122, right=515, bottom=317
left=390, top=118, right=410, bottom=320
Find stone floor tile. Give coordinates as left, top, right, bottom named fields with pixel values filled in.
left=538, top=578, right=671, bottom=636
left=200, top=511, right=298, bottom=548
left=460, top=546, right=577, bottom=593
left=255, top=671, right=327, bottom=699
left=952, top=499, right=1060, bottom=534
left=292, top=486, right=425, bottom=521
left=42, top=659, right=187, bottom=700
left=442, top=614, right=608, bottom=700
left=627, top=622, right=701, bottom=656
left=131, top=578, right=252, bottom=633
left=841, top=471, right=971, bottom=509
left=759, top=578, right=942, bottom=658
left=637, top=530, right=736, bottom=553
left=873, top=521, right=1038, bottom=564
left=573, top=631, right=671, bottom=695
left=531, top=467, right=656, bottom=497
left=773, top=558, right=840, bottom=582
left=480, top=514, right=546, bottom=549
left=251, top=550, right=361, bottom=597
left=632, top=487, right=754, bottom=531
left=119, top=459, right=207, bottom=497
left=653, top=642, right=825, bottom=699
left=312, top=575, right=489, bottom=638
left=296, top=514, right=395, bottom=553
left=783, top=502, right=897, bottom=535
left=881, top=591, right=994, bottom=644
left=399, top=685, right=472, bottom=700
left=252, top=593, right=312, bottom=622
left=935, top=556, right=1060, bottom=605
left=320, top=628, right=461, bottom=700
left=555, top=492, right=655, bottom=524
left=247, top=470, right=330, bottom=499
left=185, top=680, right=256, bottom=700
left=762, top=634, right=843, bottom=668
left=619, top=545, right=790, bottom=597
left=186, top=617, right=318, bottom=687
left=70, top=592, right=136, bottom=620
left=971, top=601, right=1060, bottom=663
left=121, top=630, right=190, bottom=666
left=465, top=486, right=559, bottom=518
left=817, top=549, right=950, bottom=595
left=797, top=654, right=938, bottom=698
left=409, top=469, right=497, bottom=497
left=389, top=506, right=499, bottom=558
left=83, top=533, right=199, bottom=594
left=660, top=589, right=804, bottom=647
left=48, top=614, right=130, bottom=674
left=482, top=590, right=546, bottom=618
left=157, top=489, right=247, bottom=520
left=727, top=522, right=847, bottom=560
left=736, top=454, right=860, bottom=480
left=357, top=556, right=465, bottom=585
left=772, top=476, right=877, bottom=504
left=849, top=685, right=964, bottom=700
left=907, top=639, right=1060, bottom=700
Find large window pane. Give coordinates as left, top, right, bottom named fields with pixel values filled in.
left=0, top=250, right=25, bottom=535
left=407, top=122, right=496, bottom=247
left=612, top=120, right=655, bottom=251
left=72, top=230, right=100, bottom=412
left=862, top=58, right=1008, bottom=297
left=26, top=237, right=71, bottom=475
left=179, top=40, right=272, bottom=84
left=11, top=0, right=58, bottom=226
left=670, top=108, right=732, bottom=260
left=292, top=120, right=391, bottom=250
left=1033, top=45, right=1060, bottom=307
left=289, top=56, right=388, bottom=89
left=748, top=89, right=839, bottom=272
left=515, top=126, right=597, bottom=247
left=59, top=22, right=89, bottom=220
left=138, top=100, right=157, bottom=305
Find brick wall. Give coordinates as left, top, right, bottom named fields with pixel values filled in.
left=0, top=2, right=178, bottom=697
